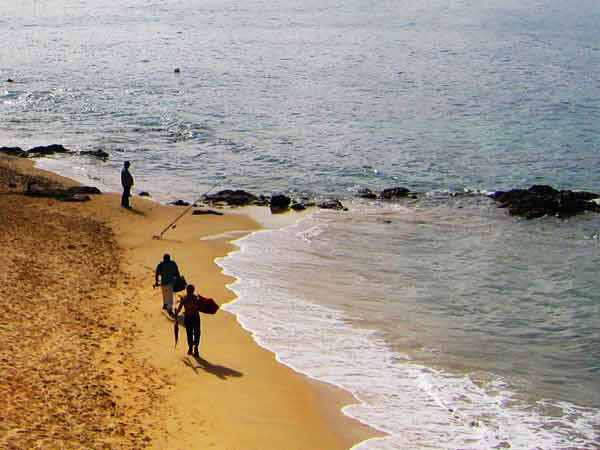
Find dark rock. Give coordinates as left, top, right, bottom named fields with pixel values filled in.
left=80, top=149, right=109, bottom=159
left=174, top=68, right=181, bottom=73
left=203, top=189, right=259, bottom=206
left=528, top=185, right=558, bottom=196
left=318, top=199, right=345, bottom=210
left=270, top=194, right=291, bottom=211
left=290, top=197, right=316, bottom=211
left=139, top=191, right=151, bottom=197
left=0, top=146, right=26, bottom=157
left=255, top=195, right=270, bottom=206
left=300, top=200, right=316, bottom=207
left=291, top=203, right=306, bottom=211
left=192, top=209, right=223, bottom=216
left=490, top=189, right=527, bottom=204
left=25, top=182, right=100, bottom=199
left=26, top=144, right=71, bottom=157
left=67, top=186, right=101, bottom=195
left=380, top=187, right=411, bottom=200
left=357, top=188, right=378, bottom=200
left=6, top=79, right=14, bottom=83
left=571, top=191, right=599, bottom=201
left=490, top=185, right=600, bottom=219
left=170, top=200, right=190, bottom=206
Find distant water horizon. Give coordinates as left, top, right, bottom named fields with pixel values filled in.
left=2, top=0, right=600, bottom=448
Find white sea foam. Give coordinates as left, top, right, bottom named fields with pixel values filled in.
left=35, top=156, right=118, bottom=193
left=217, top=213, right=600, bottom=450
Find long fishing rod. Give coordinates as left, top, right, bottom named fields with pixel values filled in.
left=152, top=181, right=221, bottom=240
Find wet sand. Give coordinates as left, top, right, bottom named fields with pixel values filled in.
left=0, top=154, right=382, bottom=449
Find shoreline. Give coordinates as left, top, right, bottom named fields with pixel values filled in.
left=0, top=154, right=383, bottom=449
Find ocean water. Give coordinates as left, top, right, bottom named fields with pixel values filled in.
left=2, top=0, right=600, bottom=448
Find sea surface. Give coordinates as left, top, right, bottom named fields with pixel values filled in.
left=2, top=0, right=600, bottom=448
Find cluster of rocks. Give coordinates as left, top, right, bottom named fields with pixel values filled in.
left=199, top=189, right=348, bottom=212
left=166, top=185, right=420, bottom=214
left=489, top=185, right=600, bottom=219
left=356, top=186, right=417, bottom=200
left=0, top=145, right=109, bottom=160
left=5, top=142, right=596, bottom=222
left=202, top=189, right=270, bottom=207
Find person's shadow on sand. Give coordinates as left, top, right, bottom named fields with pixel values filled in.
left=122, top=206, right=146, bottom=216
left=182, top=356, right=243, bottom=380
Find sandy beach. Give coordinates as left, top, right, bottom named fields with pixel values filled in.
left=0, top=154, right=381, bottom=450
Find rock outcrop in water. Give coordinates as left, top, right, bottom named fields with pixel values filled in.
left=202, top=189, right=346, bottom=212
left=489, top=185, right=600, bottom=219
left=0, top=144, right=71, bottom=158
left=0, top=147, right=27, bottom=157
left=318, top=199, right=346, bottom=211
left=1, top=144, right=111, bottom=160
left=356, top=186, right=416, bottom=200
left=380, top=187, right=411, bottom=200
left=26, top=144, right=72, bottom=157
left=203, top=189, right=263, bottom=206
left=269, top=194, right=291, bottom=213
left=357, top=188, right=378, bottom=199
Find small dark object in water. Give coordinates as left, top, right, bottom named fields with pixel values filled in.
left=6, top=78, right=14, bottom=83
left=174, top=68, right=180, bottom=73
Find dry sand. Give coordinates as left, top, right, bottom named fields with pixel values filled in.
left=0, top=154, right=382, bottom=450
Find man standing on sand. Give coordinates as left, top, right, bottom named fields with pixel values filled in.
left=121, top=161, right=134, bottom=208
left=154, top=253, right=180, bottom=313
left=175, top=284, right=202, bottom=357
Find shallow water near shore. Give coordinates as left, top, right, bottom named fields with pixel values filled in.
left=218, top=199, right=600, bottom=449
left=2, top=0, right=600, bottom=448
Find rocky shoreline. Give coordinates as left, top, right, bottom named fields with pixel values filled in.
left=3, top=145, right=599, bottom=220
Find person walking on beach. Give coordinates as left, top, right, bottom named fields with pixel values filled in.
left=121, top=161, right=134, bottom=208
left=154, top=253, right=180, bottom=313
left=174, top=284, right=202, bottom=357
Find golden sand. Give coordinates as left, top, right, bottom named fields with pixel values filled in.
left=0, top=154, right=382, bottom=449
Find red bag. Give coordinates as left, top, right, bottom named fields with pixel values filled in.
left=198, top=296, right=219, bottom=315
